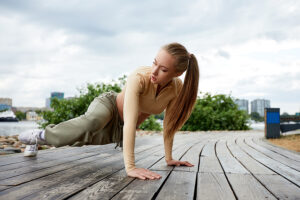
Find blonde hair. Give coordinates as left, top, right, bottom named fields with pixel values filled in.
left=162, top=42, right=199, bottom=138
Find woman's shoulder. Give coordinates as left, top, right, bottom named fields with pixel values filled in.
left=128, top=66, right=151, bottom=82
left=131, top=66, right=151, bottom=76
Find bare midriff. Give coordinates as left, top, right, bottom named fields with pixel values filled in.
left=116, top=91, right=150, bottom=126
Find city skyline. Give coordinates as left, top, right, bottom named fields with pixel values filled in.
left=0, top=1, right=299, bottom=114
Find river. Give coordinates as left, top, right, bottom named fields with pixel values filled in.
left=0, top=121, right=40, bottom=136
left=0, top=120, right=266, bottom=136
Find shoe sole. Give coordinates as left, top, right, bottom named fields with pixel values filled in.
left=24, top=152, right=38, bottom=157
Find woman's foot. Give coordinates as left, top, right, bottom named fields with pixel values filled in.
left=18, top=129, right=47, bottom=145
left=24, top=144, right=38, bottom=157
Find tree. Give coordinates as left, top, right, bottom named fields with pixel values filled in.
left=181, top=92, right=251, bottom=131
left=15, top=111, right=26, bottom=121
left=250, top=112, right=264, bottom=122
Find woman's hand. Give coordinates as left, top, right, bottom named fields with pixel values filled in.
left=127, top=168, right=162, bottom=180
left=166, top=159, right=194, bottom=167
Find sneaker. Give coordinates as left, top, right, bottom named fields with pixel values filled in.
left=18, top=129, right=47, bottom=145
left=24, top=144, right=38, bottom=157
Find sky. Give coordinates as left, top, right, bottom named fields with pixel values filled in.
left=0, top=0, right=299, bottom=114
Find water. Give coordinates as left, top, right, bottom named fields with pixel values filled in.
left=0, top=121, right=40, bottom=136
left=0, top=120, right=266, bottom=136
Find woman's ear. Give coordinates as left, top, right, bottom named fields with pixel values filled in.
left=175, top=71, right=184, bottom=77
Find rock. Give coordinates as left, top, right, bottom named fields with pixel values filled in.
left=2, top=147, right=21, bottom=153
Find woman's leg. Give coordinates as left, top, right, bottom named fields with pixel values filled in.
left=44, top=95, right=113, bottom=147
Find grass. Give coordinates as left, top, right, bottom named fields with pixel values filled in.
left=268, top=133, right=300, bottom=152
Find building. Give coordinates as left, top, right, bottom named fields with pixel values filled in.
left=234, top=99, right=249, bottom=114
left=0, top=98, right=12, bottom=111
left=45, top=92, right=64, bottom=108
left=26, top=111, right=43, bottom=121
left=251, top=99, right=271, bottom=117
left=15, top=107, right=50, bottom=113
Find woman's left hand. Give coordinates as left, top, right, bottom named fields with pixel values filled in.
left=166, top=159, right=194, bottom=167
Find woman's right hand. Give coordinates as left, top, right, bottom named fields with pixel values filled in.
left=127, top=168, right=162, bottom=180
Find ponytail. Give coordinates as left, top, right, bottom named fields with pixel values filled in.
left=162, top=43, right=200, bottom=139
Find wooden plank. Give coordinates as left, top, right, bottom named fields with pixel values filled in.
left=236, top=137, right=300, bottom=186
left=68, top=149, right=167, bottom=200
left=21, top=145, right=165, bottom=200
left=0, top=134, right=162, bottom=167
left=197, top=172, right=235, bottom=200
left=68, top=136, right=200, bottom=200
left=0, top=185, right=12, bottom=192
left=245, top=137, right=300, bottom=171
left=227, top=174, right=276, bottom=200
left=155, top=171, right=197, bottom=200
left=226, top=138, right=275, bottom=175
left=254, top=137, right=300, bottom=162
left=174, top=142, right=205, bottom=172
left=227, top=137, right=300, bottom=199
left=111, top=170, right=170, bottom=200
left=0, top=145, right=114, bottom=172
left=0, top=142, right=160, bottom=185
left=0, top=146, right=121, bottom=182
left=0, top=151, right=112, bottom=185
left=0, top=143, right=163, bottom=199
left=0, top=146, right=90, bottom=166
left=199, top=140, right=223, bottom=173
left=150, top=138, right=200, bottom=171
left=216, top=140, right=249, bottom=174
left=255, top=174, right=300, bottom=200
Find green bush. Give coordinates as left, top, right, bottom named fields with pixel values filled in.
left=15, top=111, right=26, bottom=121
left=139, top=115, right=162, bottom=131
left=181, top=92, right=251, bottom=131
left=250, top=112, right=264, bottom=122
left=38, top=76, right=126, bottom=129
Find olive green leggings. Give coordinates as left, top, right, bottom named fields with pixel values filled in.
left=44, top=91, right=124, bottom=148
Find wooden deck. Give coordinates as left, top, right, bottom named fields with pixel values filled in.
left=0, top=131, right=299, bottom=199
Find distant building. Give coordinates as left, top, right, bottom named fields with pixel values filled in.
left=46, top=92, right=64, bottom=108
left=15, top=107, right=49, bottom=113
left=46, top=98, right=51, bottom=108
left=0, top=104, right=11, bottom=111
left=235, top=99, right=249, bottom=114
left=0, top=98, right=12, bottom=106
left=251, top=99, right=271, bottom=117
left=0, top=98, right=12, bottom=111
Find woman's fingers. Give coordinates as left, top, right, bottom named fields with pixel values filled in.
left=134, top=168, right=161, bottom=180
left=177, top=161, right=194, bottom=167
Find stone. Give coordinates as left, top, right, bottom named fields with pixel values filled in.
left=3, top=147, right=21, bottom=153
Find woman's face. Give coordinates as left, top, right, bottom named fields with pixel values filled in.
left=151, top=49, right=182, bottom=87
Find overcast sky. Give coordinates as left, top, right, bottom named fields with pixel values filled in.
left=0, top=0, right=299, bottom=114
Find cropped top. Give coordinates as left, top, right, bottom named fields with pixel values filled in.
left=122, top=66, right=183, bottom=172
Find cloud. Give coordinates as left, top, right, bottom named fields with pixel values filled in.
left=0, top=0, right=299, bottom=114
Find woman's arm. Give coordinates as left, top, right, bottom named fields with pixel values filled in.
left=122, top=72, right=161, bottom=180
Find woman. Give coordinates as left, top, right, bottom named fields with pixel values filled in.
left=19, top=42, right=199, bottom=180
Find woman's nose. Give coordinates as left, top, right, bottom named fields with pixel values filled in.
left=152, top=66, right=159, bottom=75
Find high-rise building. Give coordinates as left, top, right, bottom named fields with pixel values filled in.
left=251, top=99, right=270, bottom=117
left=0, top=98, right=12, bottom=111
left=45, top=92, right=64, bottom=108
left=235, top=99, right=249, bottom=114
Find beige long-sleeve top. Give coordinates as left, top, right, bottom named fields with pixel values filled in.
left=122, top=66, right=183, bottom=172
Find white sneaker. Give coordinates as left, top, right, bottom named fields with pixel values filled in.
left=24, top=144, right=38, bottom=157
left=18, top=129, right=47, bottom=145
